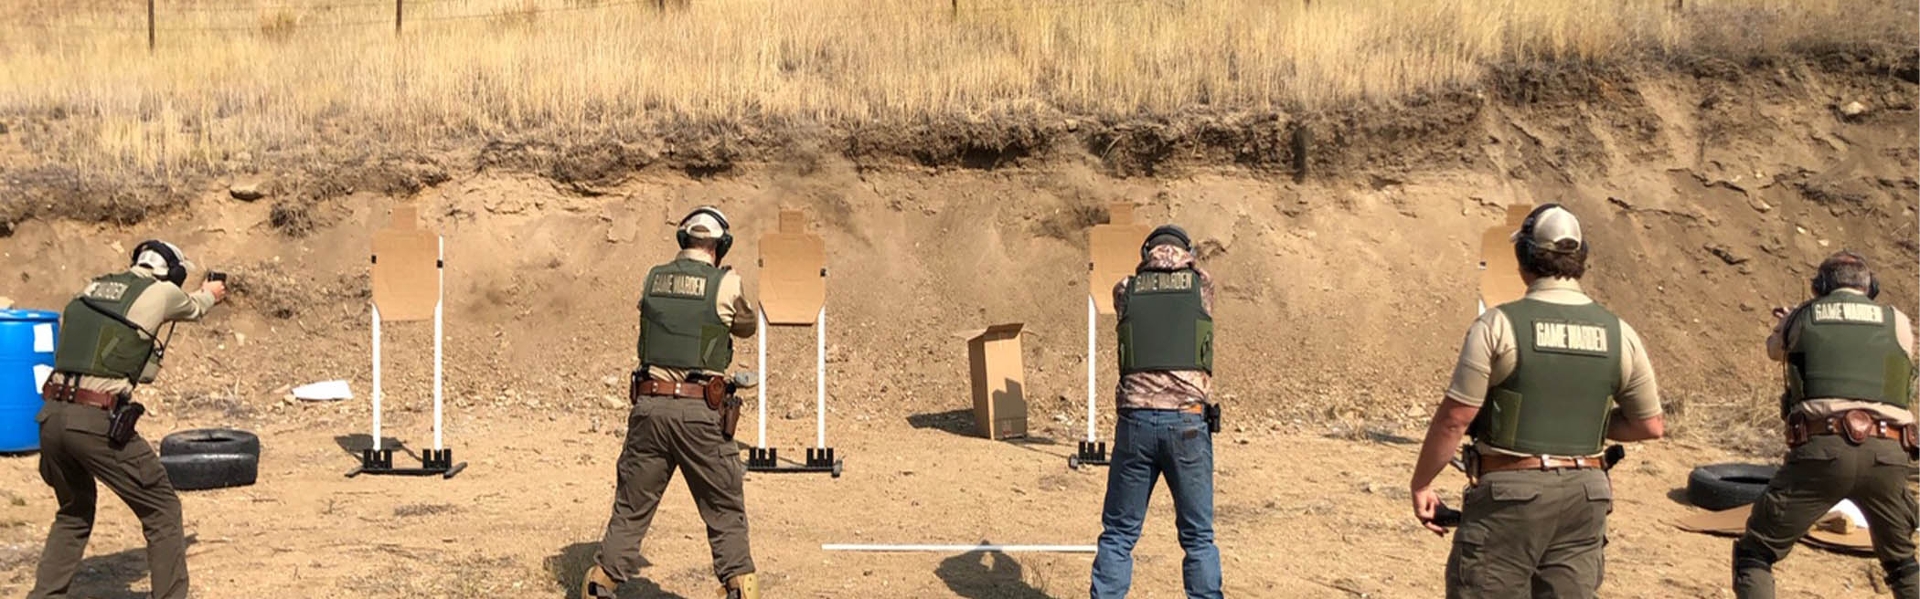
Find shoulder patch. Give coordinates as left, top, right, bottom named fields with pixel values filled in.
left=648, top=273, right=709, bottom=298
left=1531, top=319, right=1610, bottom=356
left=1811, top=302, right=1885, bottom=325
left=82, top=281, right=130, bottom=302
left=1133, top=271, right=1196, bottom=293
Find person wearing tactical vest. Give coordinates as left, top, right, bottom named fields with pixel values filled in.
left=583, top=206, right=761, bottom=599
left=31, top=240, right=224, bottom=599
left=1090, top=224, right=1222, bottom=599
left=1408, top=205, right=1665, bottom=599
left=1734, top=250, right=1918, bottom=599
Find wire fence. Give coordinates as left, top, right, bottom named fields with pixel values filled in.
left=1, top=0, right=1165, bottom=36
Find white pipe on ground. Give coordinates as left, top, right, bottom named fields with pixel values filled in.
left=822, top=544, right=1097, bottom=553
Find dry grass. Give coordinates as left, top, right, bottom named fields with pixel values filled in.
left=0, top=0, right=1910, bottom=176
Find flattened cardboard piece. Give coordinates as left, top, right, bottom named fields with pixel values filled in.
left=1675, top=506, right=1873, bottom=554
left=1090, top=203, right=1152, bottom=315
left=371, top=206, right=439, bottom=322
left=1480, top=225, right=1525, bottom=310
left=958, top=323, right=1028, bottom=439
left=760, top=210, right=827, bottom=325
left=1506, top=203, right=1534, bottom=226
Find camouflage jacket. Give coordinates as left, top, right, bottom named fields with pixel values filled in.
left=1112, top=244, right=1215, bottom=410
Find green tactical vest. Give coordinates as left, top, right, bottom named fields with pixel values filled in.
left=53, top=272, right=159, bottom=381
left=1785, top=292, right=1913, bottom=408
left=1471, top=298, right=1623, bottom=456
left=637, top=259, right=733, bottom=373
left=1117, top=268, right=1213, bottom=374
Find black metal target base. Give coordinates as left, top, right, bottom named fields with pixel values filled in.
left=744, top=447, right=842, bottom=478
left=346, top=448, right=467, bottom=479
left=1069, top=441, right=1110, bottom=469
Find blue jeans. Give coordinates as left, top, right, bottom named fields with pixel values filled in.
left=1090, top=409, right=1222, bottom=599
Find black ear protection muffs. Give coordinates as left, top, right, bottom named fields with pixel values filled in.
left=1140, top=224, right=1192, bottom=259
left=1513, top=203, right=1585, bottom=273
left=131, top=240, right=187, bottom=287
left=676, top=206, right=734, bottom=262
left=1811, top=251, right=1880, bottom=299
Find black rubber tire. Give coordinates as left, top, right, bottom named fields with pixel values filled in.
left=160, top=453, right=259, bottom=491
left=1687, top=463, right=1778, bottom=511
left=160, top=429, right=260, bottom=458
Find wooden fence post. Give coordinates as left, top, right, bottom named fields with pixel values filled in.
left=395, top=0, right=404, bottom=34
left=147, top=0, right=156, bottom=52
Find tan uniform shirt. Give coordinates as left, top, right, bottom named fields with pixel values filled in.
left=74, top=266, right=217, bottom=395
left=1766, top=289, right=1918, bottom=425
left=1112, top=244, right=1214, bottom=410
left=644, top=249, right=757, bottom=383
left=1446, top=278, right=1661, bottom=457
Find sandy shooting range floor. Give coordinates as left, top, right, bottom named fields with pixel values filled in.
left=0, top=406, right=1903, bottom=598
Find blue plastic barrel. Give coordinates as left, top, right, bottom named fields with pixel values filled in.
left=0, top=310, right=59, bottom=452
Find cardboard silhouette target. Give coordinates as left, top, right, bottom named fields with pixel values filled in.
left=1478, top=204, right=1534, bottom=313
left=748, top=209, right=841, bottom=477
left=1076, top=202, right=1153, bottom=469
left=352, top=204, right=466, bottom=479
left=1089, top=203, right=1153, bottom=315
left=760, top=211, right=828, bottom=324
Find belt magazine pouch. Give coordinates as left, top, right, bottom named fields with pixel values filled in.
left=1902, top=424, right=1918, bottom=457
left=1841, top=410, right=1875, bottom=445
left=1786, top=413, right=1811, bottom=447
left=629, top=370, right=643, bottom=404
left=106, top=400, right=144, bottom=448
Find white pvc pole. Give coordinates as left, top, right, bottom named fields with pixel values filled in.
left=1086, top=296, right=1097, bottom=443
left=432, top=237, right=444, bottom=451
left=821, top=544, right=1097, bottom=553
left=815, top=306, right=826, bottom=449
left=371, top=303, right=383, bottom=452
left=757, top=309, right=768, bottom=449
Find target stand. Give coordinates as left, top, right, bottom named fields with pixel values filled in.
left=746, top=210, right=842, bottom=478
left=346, top=205, right=467, bottom=479
left=1071, top=203, right=1150, bottom=470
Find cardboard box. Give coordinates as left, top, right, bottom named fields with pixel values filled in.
left=960, top=323, right=1028, bottom=439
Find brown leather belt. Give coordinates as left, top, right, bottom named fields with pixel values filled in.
left=1788, top=410, right=1914, bottom=449
left=635, top=380, right=707, bottom=400
left=41, top=383, right=118, bottom=410
left=1476, top=453, right=1606, bottom=475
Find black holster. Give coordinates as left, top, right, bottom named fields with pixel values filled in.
left=1204, top=403, right=1221, bottom=434
left=106, top=395, right=144, bottom=449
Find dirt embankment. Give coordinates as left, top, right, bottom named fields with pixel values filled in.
left=2, top=59, right=1912, bottom=443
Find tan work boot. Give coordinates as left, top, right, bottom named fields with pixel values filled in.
left=721, top=573, right=760, bottom=599
left=580, top=564, right=617, bottom=599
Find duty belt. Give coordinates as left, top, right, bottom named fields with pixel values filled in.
left=1788, top=410, right=1915, bottom=449
left=1474, top=453, right=1606, bottom=478
left=635, top=380, right=707, bottom=400
left=41, top=381, right=118, bottom=411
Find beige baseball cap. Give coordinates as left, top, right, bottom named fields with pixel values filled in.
left=679, top=207, right=730, bottom=240
left=1512, top=204, right=1582, bottom=252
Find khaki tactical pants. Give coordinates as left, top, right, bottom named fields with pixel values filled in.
left=1734, top=435, right=1919, bottom=599
left=597, top=396, right=755, bottom=584
left=29, top=401, right=189, bottom=599
left=1446, top=468, right=1612, bottom=599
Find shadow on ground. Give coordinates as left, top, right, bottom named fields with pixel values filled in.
left=332, top=434, right=415, bottom=460
left=907, top=409, right=976, bottom=436
left=49, top=535, right=200, bottom=599
left=936, top=550, right=1054, bottom=599
left=548, top=542, right=682, bottom=599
